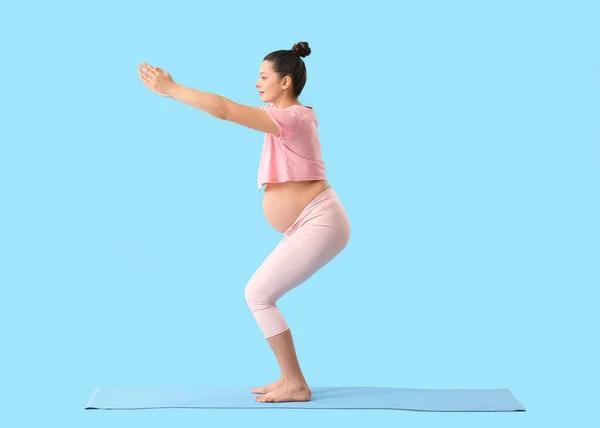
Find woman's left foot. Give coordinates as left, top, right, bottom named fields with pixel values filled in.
left=254, top=381, right=311, bottom=403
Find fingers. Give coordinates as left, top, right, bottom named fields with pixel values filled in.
left=138, top=68, right=152, bottom=82
left=138, top=70, right=156, bottom=93
left=139, top=62, right=157, bottom=76
left=138, top=62, right=169, bottom=95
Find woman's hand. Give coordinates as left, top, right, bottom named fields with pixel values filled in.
left=137, top=62, right=176, bottom=97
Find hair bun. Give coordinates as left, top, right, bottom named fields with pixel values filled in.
left=292, top=42, right=311, bottom=58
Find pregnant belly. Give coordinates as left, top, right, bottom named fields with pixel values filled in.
left=263, top=180, right=331, bottom=234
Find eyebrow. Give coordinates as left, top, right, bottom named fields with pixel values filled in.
left=260, top=72, right=267, bottom=75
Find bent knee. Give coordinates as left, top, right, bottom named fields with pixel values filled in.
left=244, top=281, right=275, bottom=311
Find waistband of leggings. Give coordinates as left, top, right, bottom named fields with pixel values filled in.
left=284, top=187, right=338, bottom=235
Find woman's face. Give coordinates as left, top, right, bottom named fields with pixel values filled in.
left=256, top=60, right=290, bottom=102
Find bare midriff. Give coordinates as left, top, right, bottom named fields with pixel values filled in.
left=262, top=179, right=332, bottom=234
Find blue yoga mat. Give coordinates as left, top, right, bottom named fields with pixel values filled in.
left=85, top=386, right=525, bottom=412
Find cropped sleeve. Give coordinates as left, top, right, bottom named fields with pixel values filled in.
left=258, top=104, right=301, bottom=139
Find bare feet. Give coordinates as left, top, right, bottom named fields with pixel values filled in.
left=254, top=380, right=311, bottom=403
left=251, top=378, right=285, bottom=395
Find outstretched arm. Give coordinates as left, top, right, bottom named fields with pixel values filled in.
left=169, top=84, right=228, bottom=120
left=222, top=99, right=280, bottom=135
left=138, top=62, right=279, bottom=134
left=169, top=84, right=279, bottom=135
left=170, top=85, right=279, bottom=135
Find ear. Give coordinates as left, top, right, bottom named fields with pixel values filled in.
left=282, top=75, right=292, bottom=90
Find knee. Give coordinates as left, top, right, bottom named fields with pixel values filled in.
left=244, top=279, right=275, bottom=312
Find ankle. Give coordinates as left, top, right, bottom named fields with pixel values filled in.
left=283, top=378, right=309, bottom=389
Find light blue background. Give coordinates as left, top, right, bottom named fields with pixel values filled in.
left=1, top=0, right=598, bottom=426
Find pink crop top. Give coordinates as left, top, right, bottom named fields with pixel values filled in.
left=256, top=103, right=327, bottom=191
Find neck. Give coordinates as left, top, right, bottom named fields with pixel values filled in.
left=272, top=97, right=301, bottom=109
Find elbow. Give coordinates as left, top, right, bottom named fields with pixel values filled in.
left=219, top=98, right=229, bottom=121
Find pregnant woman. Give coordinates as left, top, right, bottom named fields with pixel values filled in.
left=138, top=41, right=351, bottom=403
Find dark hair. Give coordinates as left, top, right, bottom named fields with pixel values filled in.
left=264, top=41, right=311, bottom=98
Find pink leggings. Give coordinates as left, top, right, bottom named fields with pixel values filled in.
left=245, top=187, right=351, bottom=338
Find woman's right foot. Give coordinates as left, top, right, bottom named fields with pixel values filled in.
left=251, top=378, right=285, bottom=394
